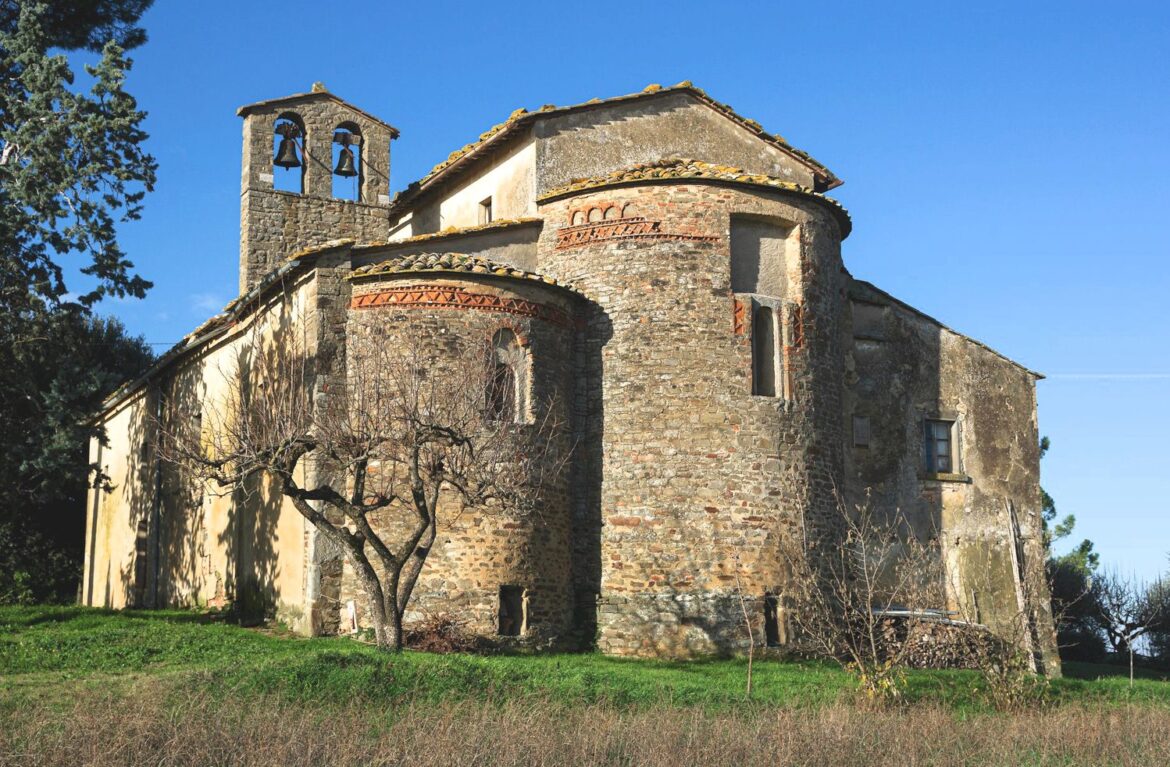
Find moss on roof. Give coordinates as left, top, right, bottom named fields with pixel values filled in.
left=286, top=238, right=356, bottom=261
left=349, top=252, right=580, bottom=294
left=539, top=158, right=852, bottom=238
left=357, top=218, right=541, bottom=251
left=389, top=82, right=841, bottom=214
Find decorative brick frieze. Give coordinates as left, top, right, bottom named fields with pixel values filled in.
left=350, top=284, right=572, bottom=328
left=555, top=216, right=719, bottom=251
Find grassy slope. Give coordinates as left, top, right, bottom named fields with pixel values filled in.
left=2, top=606, right=1168, bottom=712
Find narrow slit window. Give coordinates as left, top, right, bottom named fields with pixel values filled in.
left=479, top=197, right=493, bottom=225
left=487, top=329, right=529, bottom=423
left=498, top=585, right=525, bottom=636
left=487, top=361, right=515, bottom=422
left=752, top=306, right=778, bottom=397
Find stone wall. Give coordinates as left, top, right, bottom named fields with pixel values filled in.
left=534, top=93, right=817, bottom=193
left=535, top=181, right=846, bottom=656
left=333, top=274, right=579, bottom=644
left=239, top=96, right=394, bottom=293
left=841, top=279, right=1060, bottom=675
left=404, top=138, right=536, bottom=236
left=83, top=274, right=321, bottom=632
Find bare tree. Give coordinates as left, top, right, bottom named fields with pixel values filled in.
left=732, top=553, right=755, bottom=699
left=780, top=491, right=947, bottom=703
left=159, top=312, right=569, bottom=651
left=1093, top=569, right=1170, bottom=686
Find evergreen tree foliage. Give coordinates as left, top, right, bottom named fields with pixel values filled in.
left=1, top=1, right=157, bottom=318
left=0, top=1, right=156, bottom=602
left=1039, top=436, right=1105, bottom=661
left=0, top=308, right=153, bottom=603
left=0, top=0, right=153, bottom=51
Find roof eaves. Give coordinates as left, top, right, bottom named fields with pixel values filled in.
left=387, top=82, right=841, bottom=216
left=92, top=258, right=320, bottom=420
left=536, top=159, right=852, bottom=239
left=237, top=90, right=400, bottom=138
left=348, top=251, right=584, bottom=298
left=849, top=279, right=1044, bottom=379
left=355, top=218, right=543, bottom=252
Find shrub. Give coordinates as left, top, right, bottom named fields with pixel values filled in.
left=404, top=613, right=490, bottom=654
left=0, top=521, right=79, bottom=605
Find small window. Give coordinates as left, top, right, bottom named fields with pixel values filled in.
left=487, top=329, right=529, bottom=423
left=479, top=197, right=493, bottom=225
left=752, top=305, right=778, bottom=397
left=924, top=419, right=955, bottom=473
left=498, top=585, right=526, bottom=636
left=852, top=415, right=871, bottom=448
left=487, top=361, right=515, bottom=422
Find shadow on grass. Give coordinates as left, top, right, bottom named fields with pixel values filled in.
left=1063, top=661, right=1170, bottom=682
left=0, top=605, right=214, bottom=629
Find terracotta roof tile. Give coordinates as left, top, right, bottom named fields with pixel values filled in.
left=357, top=218, right=541, bottom=251
left=538, top=158, right=852, bottom=237
left=350, top=252, right=581, bottom=294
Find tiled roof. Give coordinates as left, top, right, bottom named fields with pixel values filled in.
left=356, top=218, right=541, bottom=251
left=539, top=158, right=852, bottom=237
left=350, top=252, right=580, bottom=293
left=388, top=82, right=841, bottom=215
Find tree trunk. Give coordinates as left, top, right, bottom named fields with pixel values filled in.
left=354, top=571, right=402, bottom=652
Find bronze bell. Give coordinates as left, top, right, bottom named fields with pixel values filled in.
left=273, top=123, right=301, bottom=169
left=274, top=137, right=301, bottom=169
left=334, top=145, right=357, bottom=177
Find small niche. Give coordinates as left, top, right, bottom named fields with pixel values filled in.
left=852, top=415, right=871, bottom=448
left=764, top=592, right=780, bottom=647
left=479, top=196, right=493, bottom=225
left=498, top=585, right=526, bottom=636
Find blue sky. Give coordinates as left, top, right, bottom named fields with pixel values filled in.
left=80, top=1, right=1168, bottom=579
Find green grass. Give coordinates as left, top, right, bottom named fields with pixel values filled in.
left=2, top=605, right=1168, bottom=712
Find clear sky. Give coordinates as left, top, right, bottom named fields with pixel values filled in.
left=79, top=1, right=1169, bottom=580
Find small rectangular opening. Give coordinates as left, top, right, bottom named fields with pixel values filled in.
left=479, top=196, right=493, bottom=225
left=852, top=415, right=871, bottom=448
left=498, top=585, right=525, bottom=636
left=764, top=593, right=780, bottom=647
left=346, top=600, right=358, bottom=634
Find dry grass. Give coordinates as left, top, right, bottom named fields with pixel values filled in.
left=3, top=686, right=1169, bottom=767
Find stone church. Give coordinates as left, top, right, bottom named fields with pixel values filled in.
left=82, top=82, right=1059, bottom=671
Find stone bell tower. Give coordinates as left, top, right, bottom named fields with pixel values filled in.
left=236, top=85, right=398, bottom=294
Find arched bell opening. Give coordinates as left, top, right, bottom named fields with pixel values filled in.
left=272, top=112, right=306, bottom=194
left=332, top=121, right=363, bottom=201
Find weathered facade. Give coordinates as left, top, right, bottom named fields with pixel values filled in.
left=82, top=82, right=1059, bottom=672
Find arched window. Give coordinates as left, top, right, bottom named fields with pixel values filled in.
left=332, top=122, right=362, bottom=201
left=752, top=305, right=777, bottom=397
left=486, top=329, right=529, bottom=422
left=272, top=113, right=306, bottom=194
